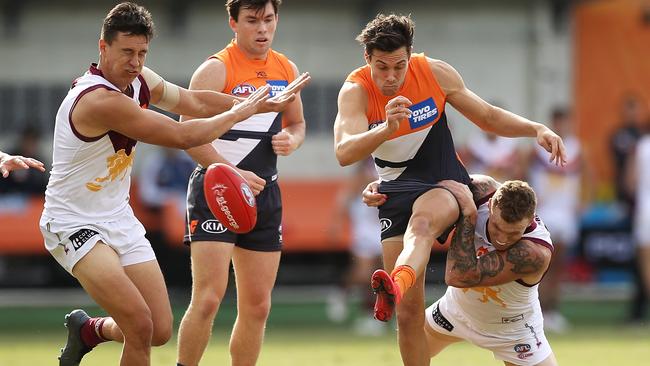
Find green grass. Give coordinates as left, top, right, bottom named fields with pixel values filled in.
left=1, top=301, right=649, bottom=365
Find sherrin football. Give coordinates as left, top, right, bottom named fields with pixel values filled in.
left=203, top=163, right=257, bottom=234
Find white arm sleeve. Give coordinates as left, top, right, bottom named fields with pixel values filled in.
left=140, top=66, right=181, bottom=111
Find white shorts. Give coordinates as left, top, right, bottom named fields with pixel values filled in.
left=425, top=296, right=553, bottom=365
left=40, top=210, right=155, bottom=275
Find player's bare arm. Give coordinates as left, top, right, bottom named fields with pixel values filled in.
left=272, top=61, right=307, bottom=156
left=446, top=220, right=550, bottom=288
left=468, top=174, right=499, bottom=202
left=429, top=58, right=566, bottom=166
left=334, top=83, right=412, bottom=166
left=73, top=85, right=269, bottom=149
left=439, top=179, right=551, bottom=287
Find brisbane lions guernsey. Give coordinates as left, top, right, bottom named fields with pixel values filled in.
left=43, top=64, right=149, bottom=222
left=346, top=53, right=470, bottom=192
left=209, top=40, right=296, bottom=179
left=447, top=195, right=553, bottom=331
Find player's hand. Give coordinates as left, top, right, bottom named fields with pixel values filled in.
left=272, top=130, right=299, bottom=156
left=362, top=179, right=387, bottom=207
left=231, top=85, right=270, bottom=122
left=259, top=72, right=311, bottom=113
left=438, top=180, right=477, bottom=221
left=235, top=168, right=266, bottom=196
left=536, top=126, right=567, bottom=166
left=0, top=154, right=45, bottom=178
left=383, top=96, right=412, bottom=134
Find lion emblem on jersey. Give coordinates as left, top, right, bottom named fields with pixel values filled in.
left=86, top=149, right=134, bottom=192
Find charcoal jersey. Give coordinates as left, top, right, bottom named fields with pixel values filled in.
left=43, top=64, right=149, bottom=222
left=209, top=40, right=296, bottom=180
left=345, top=54, right=470, bottom=192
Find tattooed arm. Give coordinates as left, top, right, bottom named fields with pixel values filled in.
left=468, top=174, right=500, bottom=202
left=445, top=217, right=552, bottom=288
left=438, top=177, right=551, bottom=287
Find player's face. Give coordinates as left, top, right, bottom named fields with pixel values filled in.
left=487, top=202, right=532, bottom=251
left=366, top=47, right=410, bottom=96
left=230, top=2, right=278, bottom=59
left=99, top=32, right=148, bottom=91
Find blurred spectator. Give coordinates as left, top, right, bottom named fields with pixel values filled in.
left=326, top=158, right=386, bottom=336
left=0, top=126, right=47, bottom=195
left=628, top=133, right=650, bottom=324
left=611, top=94, right=649, bottom=322
left=529, top=107, right=586, bottom=333
left=460, top=102, right=525, bottom=182
left=137, top=147, right=195, bottom=214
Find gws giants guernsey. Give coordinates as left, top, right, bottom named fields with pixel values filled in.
left=43, top=64, right=150, bottom=222
left=447, top=196, right=553, bottom=332
left=346, top=54, right=470, bottom=191
left=210, top=40, right=296, bottom=179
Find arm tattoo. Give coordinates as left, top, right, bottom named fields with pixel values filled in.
left=448, top=213, right=505, bottom=287
left=506, top=243, right=544, bottom=274
left=470, top=176, right=499, bottom=202
left=448, top=215, right=478, bottom=275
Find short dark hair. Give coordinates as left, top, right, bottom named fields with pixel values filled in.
left=101, top=2, right=155, bottom=44
left=356, top=14, right=414, bottom=56
left=226, top=0, right=281, bottom=21
left=492, top=181, right=536, bottom=223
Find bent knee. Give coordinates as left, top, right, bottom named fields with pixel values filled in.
left=151, top=324, right=172, bottom=346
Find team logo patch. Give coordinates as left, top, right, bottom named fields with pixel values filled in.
left=232, top=83, right=256, bottom=97
left=201, top=220, right=228, bottom=234
left=368, top=121, right=383, bottom=130
left=267, top=80, right=288, bottom=97
left=514, top=343, right=531, bottom=353
left=240, top=183, right=255, bottom=207
left=408, top=97, right=439, bottom=129
left=69, top=228, right=99, bottom=251
left=379, top=218, right=392, bottom=233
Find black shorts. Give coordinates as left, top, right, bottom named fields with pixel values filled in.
left=184, top=167, right=283, bottom=252
left=377, top=180, right=463, bottom=242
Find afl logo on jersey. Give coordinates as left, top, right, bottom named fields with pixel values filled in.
left=380, top=218, right=392, bottom=233
left=232, top=83, right=256, bottom=97
left=201, top=220, right=228, bottom=234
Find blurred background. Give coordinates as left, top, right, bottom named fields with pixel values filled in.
left=1, top=0, right=650, bottom=364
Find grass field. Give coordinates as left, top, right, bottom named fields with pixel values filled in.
left=1, top=300, right=649, bottom=365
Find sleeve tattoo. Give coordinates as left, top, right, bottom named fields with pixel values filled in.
left=447, top=215, right=543, bottom=287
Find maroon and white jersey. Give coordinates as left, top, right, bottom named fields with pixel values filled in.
left=43, top=64, right=150, bottom=222
left=446, top=196, right=553, bottom=331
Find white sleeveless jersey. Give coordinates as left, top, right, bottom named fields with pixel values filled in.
left=43, top=64, right=150, bottom=222
left=528, top=135, right=581, bottom=212
left=447, top=198, right=553, bottom=330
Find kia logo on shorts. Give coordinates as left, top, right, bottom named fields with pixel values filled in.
left=380, top=218, right=392, bottom=233
left=201, top=220, right=228, bottom=234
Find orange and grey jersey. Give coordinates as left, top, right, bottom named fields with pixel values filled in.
left=209, top=40, right=296, bottom=180
left=447, top=195, right=553, bottom=330
left=346, top=53, right=469, bottom=192
left=43, top=64, right=149, bottom=222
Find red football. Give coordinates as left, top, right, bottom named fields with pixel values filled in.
left=203, top=163, right=257, bottom=234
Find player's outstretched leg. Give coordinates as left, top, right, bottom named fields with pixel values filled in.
left=59, top=309, right=94, bottom=366
left=371, top=269, right=402, bottom=322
